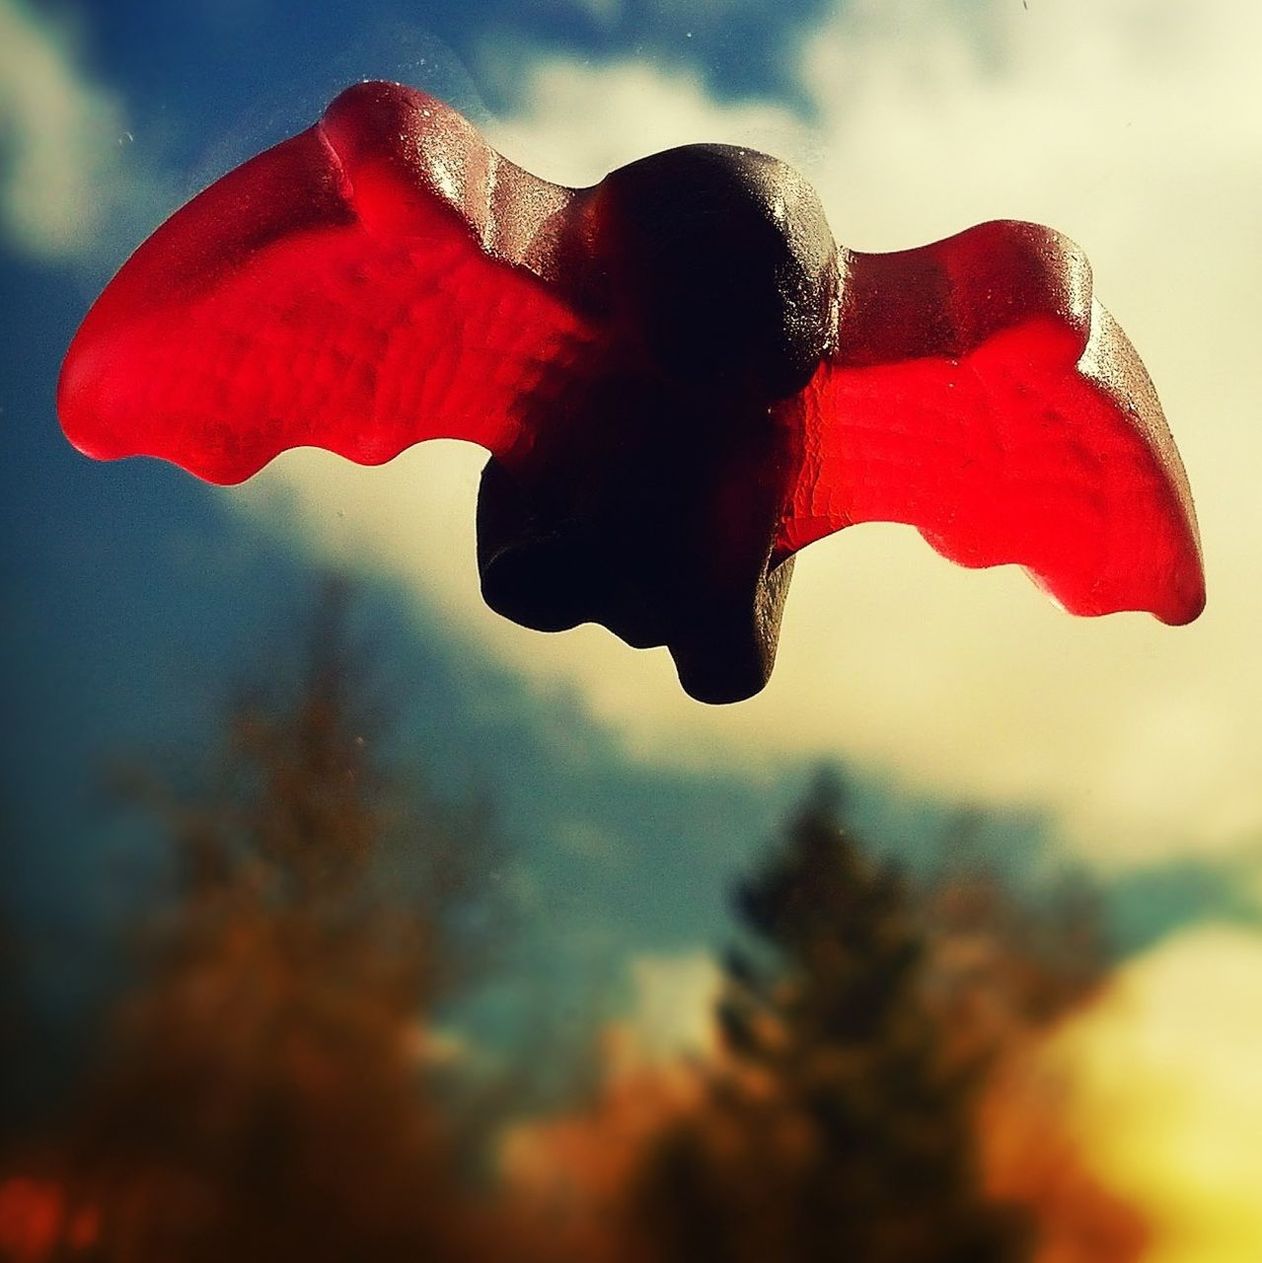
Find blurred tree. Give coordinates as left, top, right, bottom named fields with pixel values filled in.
left=621, top=773, right=1032, bottom=1263
left=918, top=813, right=1111, bottom=1053
left=40, top=578, right=527, bottom=1263
left=0, top=590, right=1150, bottom=1263
left=0, top=907, right=34, bottom=1154
left=915, top=821, right=1147, bottom=1263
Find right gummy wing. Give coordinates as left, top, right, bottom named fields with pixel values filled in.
left=776, top=221, right=1204, bottom=626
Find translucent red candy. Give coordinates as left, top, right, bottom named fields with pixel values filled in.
left=779, top=223, right=1205, bottom=625
left=59, top=81, right=1204, bottom=701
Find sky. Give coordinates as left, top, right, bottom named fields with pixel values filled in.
left=203, top=0, right=1262, bottom=864
left=3, top=1, right=1262, bottom=1256
left=5, top=0, right=1259, bottom=859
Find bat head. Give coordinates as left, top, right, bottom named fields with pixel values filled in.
left=586, top=144, right=840, bottom=401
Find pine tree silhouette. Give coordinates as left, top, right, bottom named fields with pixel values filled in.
left=626, top=773, right=1032, bottom=1263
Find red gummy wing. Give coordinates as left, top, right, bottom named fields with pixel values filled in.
left=777, top=221, right=1204, bottom=625
left=59, top=82, right=593, bottom=485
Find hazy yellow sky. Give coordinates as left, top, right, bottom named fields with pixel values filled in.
left=1055, top=924, right=1262, bottom=1263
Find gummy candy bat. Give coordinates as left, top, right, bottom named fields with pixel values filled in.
left=59, top=81, right=1204, bottom=704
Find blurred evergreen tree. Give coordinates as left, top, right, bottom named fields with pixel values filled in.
left=39, top=578, right=530, bottom=1263
left=624, top=773, right=1033, bottom=1263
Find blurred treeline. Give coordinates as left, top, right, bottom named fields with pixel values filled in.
left=0, top=582, right=1146, bottom=1263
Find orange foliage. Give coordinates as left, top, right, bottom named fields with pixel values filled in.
left=503, top=1031, right=707, bottom=1256
left=979, top=1053, right=1149, bottom=1263
left=0, top=1177, right=98, bottom=1263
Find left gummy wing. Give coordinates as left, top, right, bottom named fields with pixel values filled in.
left=58, top=81, right=593, bottom=485
left=776, top=220, right=1205, bottom=625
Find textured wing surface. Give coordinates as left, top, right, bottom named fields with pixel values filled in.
left=59, top=82, right=591, bottom=484
left=778, top=221, right=1204, bottom=624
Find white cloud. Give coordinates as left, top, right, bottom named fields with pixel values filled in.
left=0, top=0, right=157, bottom=261
left=232, top=0, right=1262, bottom=865
left=483, top=58, right=809, bottom=185
left=622, top=950, right=721, bottom=1063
